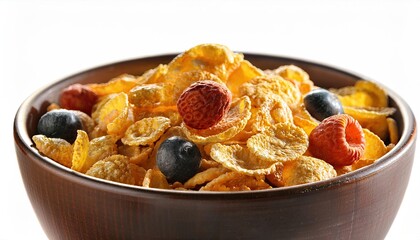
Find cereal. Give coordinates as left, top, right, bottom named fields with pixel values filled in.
left=184, top=167, right=229, bottom=189
left=247, top=123, right=308, bottom=163
left=282, top=156, right=337, bottom=186
left=210, top=143, right=278, bottom=176
left=85, top=155, right=136, bottom=185
left=331, top=80, right=388, bottom=108
left=268, top=64, right=314, bottom=95
left=361, top=128, right=388, bottom=160
left=87, top=74, right=138, bottom=96
left=142, top=168, right=170, bottom=189
left=96, top=92, right=134, bottom=137
left=200, top=171, right=271, bottom=191
left=32, top=44, right=398, bottom=191
left=32, top=135, right=73, bottom=167
left=121, top=116, right=171, bottom=146
left=71, top=130, right=90, bottom=172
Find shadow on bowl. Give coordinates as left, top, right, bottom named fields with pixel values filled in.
left=14, top=54, right=416, bottom=240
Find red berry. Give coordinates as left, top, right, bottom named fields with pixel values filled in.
left=177, top=80, right=232, bottom=129
left=308, top=114, right=365, bottom=166
left=60, top=84, right=98, bottom=114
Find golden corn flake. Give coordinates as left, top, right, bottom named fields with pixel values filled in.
left=81, top=135, right=119, bottom=173
left=270, top=96, right=294, bottom=124
left=97, top=92, right=134, bottom=136
left=71, top=130, right=90, bottom=173
left=88, top=74, right=138, bottom=96
left=133, top=105, right=181, bottom=126
left=293, top=115, right=318, bottom=137
left=122, top=116, right=171, bottom=146
left=332, top=80, right=388, bottom=108
left=85, top=155, right=135, bottom=185
left=269, top=64, right=314, bottom=95
left=387, top=117, right=399, bottom=145
left=118, top=144, right=153, bottom=165
left=32, top=135, right=73, bottom=167
left=128, top=83, right=166, bottom=108
left=247, top=123, right=308, bottom=163
left=142, top=168, right=170, bottom=189
left=128, top=164, right=147, bottom=186
left=210, top=143, right=278, bottom=176
left=139, top=64, right=168, bottom=84
left=199, top=158, right=221, bottom=171
left=265, top=164, right=284, bottom=187
left=91, top=94, right=115, bottom=124
left=201, top=171, right=271, bottom=191
left=282, top=156, right=337, bottom=186
left=182, top=96, right=252, bottom=143
left=247, top=95, right=294, bottom=134
left=239, top=75, right=301, bottom=108
left=361, top=128, right=388, bottom=160
left=184, top=167, right=229, bottom=189
left=343, top=106, right=395, bottom=140
left=226, top=60, right=265, bottom=97
left=166, top=43, right=243, bottom=82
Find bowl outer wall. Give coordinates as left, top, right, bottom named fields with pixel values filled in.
left=14, top=53, right=416, bottom=240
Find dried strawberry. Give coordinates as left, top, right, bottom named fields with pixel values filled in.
left=177, top=80, right=232, bottom=129
left=308, top=114, right=365, bottom=166
left=60, top=84, right=98, bottom=114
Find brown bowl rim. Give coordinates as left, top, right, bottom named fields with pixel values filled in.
left=14, top=53, right=417, bottom=197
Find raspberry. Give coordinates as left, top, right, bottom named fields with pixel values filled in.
left=177, top=80, right=232, bottom=129
left=60, top=84, right=98, bottom=114
left=308, top=114, right=365, bottom=166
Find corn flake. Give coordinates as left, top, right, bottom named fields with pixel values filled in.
left=85, top=155, right=136, bottom=185
left=166, top=43, right=243, bottom=82
left=184, top=167, right=229, bottom=189
left=210, top=143, right=278, bottom=176
left=332, top=80, right=388, bottom=108
left=122, top=116, right=171, bottom=146
left=247, top=123, right=308, bottom=163
left=88, top=74, right=138, bottom=96
left=32, top=135, right=73, bottom=167
left=71, top=130, right=90, bottom=172
left=269, top=64, right=314, bottom=95
left=343, top=106, right=395, bottom=140
left=282, top=156, right=337, bottom=186
left=201, top=171, right=271, bottom=191
left=142, top=168, right=170, bottom=189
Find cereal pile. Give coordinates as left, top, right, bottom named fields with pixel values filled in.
left=32, top=44, right=398, bottom=191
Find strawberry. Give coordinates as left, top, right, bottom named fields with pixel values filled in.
left=308, top=114, right=365, bottom=166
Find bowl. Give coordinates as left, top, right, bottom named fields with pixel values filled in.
left=14, top=53, right=416, bottom=240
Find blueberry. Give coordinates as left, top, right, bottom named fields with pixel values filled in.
left=304, top=88, right=344, bottom=121
left=37, top=109, right=83, bottom=143
left=156, top=136, right=202, bottom=183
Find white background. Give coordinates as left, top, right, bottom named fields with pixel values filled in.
left=1, top=0, right=419, bottom=239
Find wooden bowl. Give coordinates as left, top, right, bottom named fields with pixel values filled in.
left=14, top=54, right=416, bottom=240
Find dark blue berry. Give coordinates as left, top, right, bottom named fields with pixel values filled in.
left=37, top=109, right=83, bottom=143
left=304, top=88, right=344, bottom=121
left=156, top=136, right=201, bottom=183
